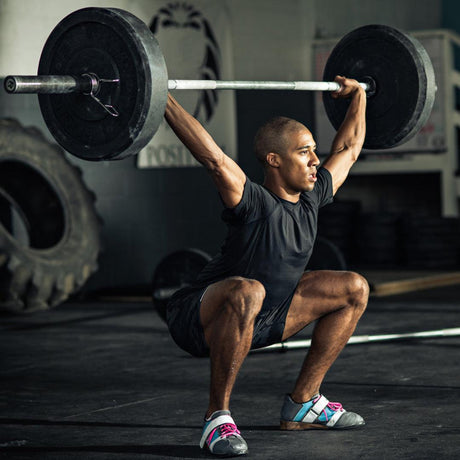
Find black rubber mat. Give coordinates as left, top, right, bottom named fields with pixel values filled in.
left=1, top=285, right=459, bottom=459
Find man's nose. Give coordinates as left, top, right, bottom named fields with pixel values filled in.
left=310, top=152, right=320, bottom=167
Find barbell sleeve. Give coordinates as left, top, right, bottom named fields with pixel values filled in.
left=4, top=75, right=370, bottom=94
left=4, top=75, right=93, bottom=94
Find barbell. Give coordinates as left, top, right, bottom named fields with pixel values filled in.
left=3, top=7, right=436, bottom=161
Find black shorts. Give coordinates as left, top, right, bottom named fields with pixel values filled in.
left=166, top=285, right=294, bottom=357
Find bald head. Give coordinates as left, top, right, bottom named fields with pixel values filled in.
left=253, top=116, right=308, bottom=167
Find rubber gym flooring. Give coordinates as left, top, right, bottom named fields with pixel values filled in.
left=1, top=282, right=459, bottom=459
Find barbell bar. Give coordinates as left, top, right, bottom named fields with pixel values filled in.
left=5, top=75, right=370, bottom=95
left=255, top=327, right=460, bottom=353
left=2, top=7, right=436, bottom=161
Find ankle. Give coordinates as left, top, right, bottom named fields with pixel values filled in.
left=290, top=391, right=319, bottom=404
left=205, top=407, right=230, bottom=420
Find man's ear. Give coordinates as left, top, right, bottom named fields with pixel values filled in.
left=266, top=152, right=281, bottom=168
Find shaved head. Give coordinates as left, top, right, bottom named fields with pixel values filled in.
left=253, top=117, right=308, bottom=167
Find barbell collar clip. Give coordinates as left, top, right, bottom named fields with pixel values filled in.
left=81, top=73, right=120, bottom=117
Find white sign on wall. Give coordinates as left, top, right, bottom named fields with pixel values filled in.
left=137, top=2, right=236, bottom=168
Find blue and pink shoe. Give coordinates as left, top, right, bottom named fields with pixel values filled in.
left=200, top=410, right=248, bottom=457
left=280, top=394, right=365, bottom=430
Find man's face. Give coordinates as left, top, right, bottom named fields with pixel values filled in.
left=278, top=128, right=320, bottom=193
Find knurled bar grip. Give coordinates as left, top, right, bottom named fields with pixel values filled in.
left=167, top=80, right=370, bottom=91
left=4, top=75, right=370, bottom=94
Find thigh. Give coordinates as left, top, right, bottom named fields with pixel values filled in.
left=199, top=276, right=264, bottom=341
left=199, top=278, right=235, bottom=331
left=282, top=270, right=365, bottom=341
left=168, top=276, right=265, bottom=355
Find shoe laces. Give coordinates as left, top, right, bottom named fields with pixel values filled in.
left=220, top=423, right=241, bottom=437
left=208, top=423, right=240, bottom=444
left=313, top=396, right=343, bottom=421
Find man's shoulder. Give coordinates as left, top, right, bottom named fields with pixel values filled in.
left=243, top=177, right=279, bottom=203
left=222, top=177, right=279, bottom=223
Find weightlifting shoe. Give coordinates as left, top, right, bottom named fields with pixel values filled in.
left=200, top=410, right=248, bottom=457
left=280, top=394, right=365, bottom=430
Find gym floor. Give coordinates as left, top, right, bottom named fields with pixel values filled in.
left=1, top=282, right=459, bottom=459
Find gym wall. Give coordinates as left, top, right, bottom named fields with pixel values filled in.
left=0, top=0, right=443, bottom=292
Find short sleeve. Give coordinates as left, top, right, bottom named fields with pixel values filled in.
left=222, top=177, right=274, bottom=224
left=303, top=167, right=334, bottom=209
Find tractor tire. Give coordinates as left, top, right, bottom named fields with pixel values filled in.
left=0, top=119, right=101, bottom=313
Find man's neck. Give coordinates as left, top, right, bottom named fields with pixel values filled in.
left=262, top=177, right=300, bottom=203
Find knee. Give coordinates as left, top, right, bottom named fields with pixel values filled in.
left=345, top=272, right=369, bottom=311
left=223, top=277, right=266, bottom=320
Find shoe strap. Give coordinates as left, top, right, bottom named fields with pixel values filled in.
left=326, top=409, right=344, bottom=427
left=302, top=395, right=329, bottom=423
left=199, top=414, right=235, bottom=448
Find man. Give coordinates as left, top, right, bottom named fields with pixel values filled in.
left=164, top=75, right=369, bottom=457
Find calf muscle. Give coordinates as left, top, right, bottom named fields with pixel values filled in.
left=200, top=277, right=266, bottom=417
left=282, top=270, right=369, bottom=402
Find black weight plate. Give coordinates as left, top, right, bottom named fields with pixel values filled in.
left=38, top=8, right=168, bottom=161
left=323, top=25, right=436, bottom=149
left=152, top=248, right=212, bottom=322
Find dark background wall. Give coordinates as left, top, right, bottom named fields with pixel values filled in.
left=442, top=0, right=460, bottom=31
left=442, top=0, right=460, bottom=71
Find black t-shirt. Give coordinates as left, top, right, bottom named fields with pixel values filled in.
left=194, top=167, right=334, bottom=315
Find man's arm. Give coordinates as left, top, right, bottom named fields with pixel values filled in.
left=164, top=94, right=246, bottom=208
left=322, top=76, right=367, bottom=195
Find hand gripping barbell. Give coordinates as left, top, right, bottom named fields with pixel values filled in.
left=3, top=8, right=436, bottom=161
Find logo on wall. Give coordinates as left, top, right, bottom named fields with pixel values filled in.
left=137, top=1, right=236, bottom=169
left=150, top=2, right=221, bottom=123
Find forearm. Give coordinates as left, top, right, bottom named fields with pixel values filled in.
left=164, top=94, right=224, bottom=170
left=330, top=87, right=366, bottom=159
